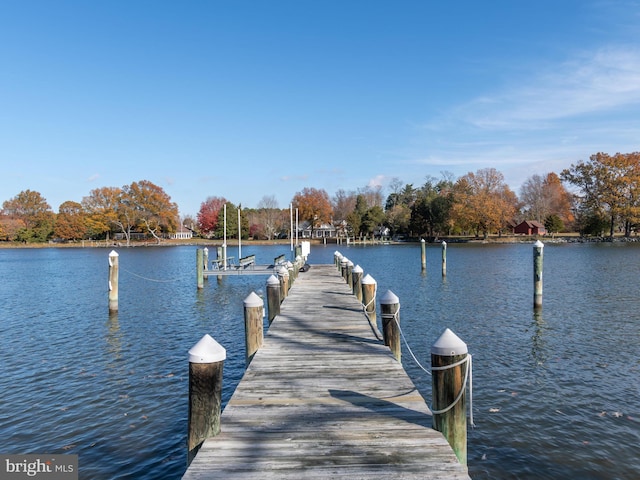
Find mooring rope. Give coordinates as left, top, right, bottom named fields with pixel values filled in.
left=361, top=283, right=383, bottom=341
left=120, top=267, right=191, bottom=283
left=388, top=306, right=474, bottom=427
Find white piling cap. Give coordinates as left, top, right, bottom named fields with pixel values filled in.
left=442, top=241, right=447, bottom=246
left=352, top=264, right=363, bottom=274
left=267, top=275, right=280, bottom=286
left=347, top=260, right=354, bottom=267
left=189, top=334, right=226, bottom=363
left=335, top=251, right=343, bottom=258
left=109, top=250, right=119, bottom=257
left=380, top=290, right=399, bottom=305
left=341, top=257, right=349, bottom=265
left=244, top=291, right=264, bottom=308
left=421, top=238, right=425, bottom=243
left=534, top=240, right=544, bottom=248
left=431, top=328, right=468, bottom=356
left=361, top=274, right=376, bottom=285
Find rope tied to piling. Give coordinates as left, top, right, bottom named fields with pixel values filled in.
left=431, top=354, right=474, bottom=427
left=361, top=283, right=383, bottom=341
left=388, top=307, right=474, bottom=427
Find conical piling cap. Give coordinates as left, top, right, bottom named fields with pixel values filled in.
left=267, top=275, right=280, bottom=286
left=189, top=334, right=226, bottom=363
left=244, top=291, right=264, bottom=308
left=361, top=274, right=376, bottom=285
left=352, top=264, right=363, bottom=274
left=380, top=290, right=399, bottom=305
left=431, top=328, right=468, bottom=356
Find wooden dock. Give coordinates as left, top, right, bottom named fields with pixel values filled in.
left=183, top=265, right=471, bottom=479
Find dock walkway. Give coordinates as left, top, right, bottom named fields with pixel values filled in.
left=183, top=265, right=470, bottom=479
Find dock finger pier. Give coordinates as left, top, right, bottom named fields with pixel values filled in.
left=182, top=255, right=471, bottom=479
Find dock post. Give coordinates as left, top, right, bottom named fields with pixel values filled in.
left=108, top=250, right=119, bottom=312
left=380, top=290, right=401, bottom=361
left=187, top=334, right=226, bottom=466
left=421, top=238, right=426, bottom=272
left=203, top=247, right=209, bottom=271
left=341, top=257, right=349, bottom=282
left=361, top=274, right=377, bottom=329
left=266, top=275, right=280, bottom=325
left=533, top=240, right=544, bottom=309
left=216, top=246, right=223, bottom=280
left=277, top=266, right=289, bottom=301
left=334, top=251, right=342, bottom=269
left=431, top=328, right=468, bottom=466
left=352, top=264, right=363, bottom=301
left=243, top=292, right=264, bottom=366
left=197, top=249, right=204, bottom=289
left=442, top=241, right=447, bottom=277
left=287, top=261, right=295, bottom=289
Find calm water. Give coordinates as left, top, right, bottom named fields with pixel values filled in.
left=0, top=243, right=638, bottom=479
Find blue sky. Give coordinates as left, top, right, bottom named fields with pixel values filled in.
left=2, top=1, right=640, bottom=217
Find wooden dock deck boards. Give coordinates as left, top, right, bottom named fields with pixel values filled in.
left=183, top=265, right=470, bottom=479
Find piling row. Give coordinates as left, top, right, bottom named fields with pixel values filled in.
left=184, top=263, right=471, bottom=479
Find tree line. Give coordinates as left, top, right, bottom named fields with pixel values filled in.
left=2, top=152, right=639, bottom=244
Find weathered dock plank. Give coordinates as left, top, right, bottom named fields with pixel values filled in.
left=183, top=265, right=470, bottom=479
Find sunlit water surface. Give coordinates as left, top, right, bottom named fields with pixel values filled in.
left=0, top=243, right=638, bottom=479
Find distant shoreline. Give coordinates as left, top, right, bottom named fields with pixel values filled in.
left=3, top=233, right=637, bottom=249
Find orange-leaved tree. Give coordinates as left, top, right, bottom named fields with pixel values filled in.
left=292, top=187, right=333, bottom=238
left=54, top=201, right=88, bottom=241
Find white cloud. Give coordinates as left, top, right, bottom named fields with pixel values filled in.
left=367, top=175, right=385, bottom=187
left=458, top=45, right=640, bottom=129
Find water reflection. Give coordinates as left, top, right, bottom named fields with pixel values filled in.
left=530, top=310, right=547, bottom=368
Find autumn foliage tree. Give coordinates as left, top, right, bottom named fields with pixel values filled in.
left=2, top=190, right=55, bottom=242
left=292, top=187, right=333, bottom=237
left=82, top=186, right=122, bottom=239
left=562, top=152, right=640, bottom=237
left=197, top=196, right=227, bottom=238
left=450, top=168, right=518, bottom=238
left=125, top=180, right=179, bottom=242
left=520, top=173, right=574, bottom=228
left=54, top=201, right=88, bottom=241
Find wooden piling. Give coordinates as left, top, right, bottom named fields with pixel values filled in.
left=380, top=290, right=401, bottom=361
left=361, top=274, right=377, bottom=329
left=203, top=247, right=209, bottom=271
left=341, top=257, right=349, bottom=281
left=431, top=328, right=468, bottom=466
left=442, top=241, right=447, bottom=277
left=196, top=249, right=204, bottom=289
left=277, top=266, right=289, bottom=301
left=533, top=240, right=544, bottom=309
left=421, top=238, right=426, bottom=272
left=243, top=292, right=264, bottom=366
left=266, top=275, right=280, bottom=325
left=216, top=247, right=223, bottom=280
left=352, top=264, right=363, bottom=301
left=334, top=251, right=343, bottom=269
left=287, top=261, right=295, bottom=289
left=346, top=259, right=353, bottom=287
left=108, top=250, right=119, bottom=312
left=187, top=334, right=226, bottom=466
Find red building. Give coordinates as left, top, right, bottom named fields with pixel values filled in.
left=514, top=220, right=546, bottom=236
